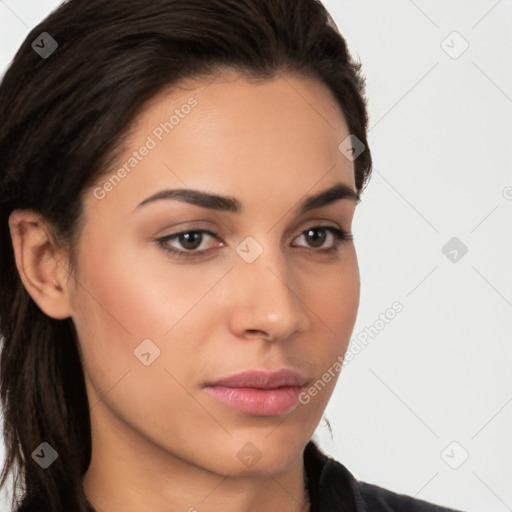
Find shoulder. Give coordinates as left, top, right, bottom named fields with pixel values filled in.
left=303, top=440, right=465, bottom=512
left=357, top=480, right=464, bottom=512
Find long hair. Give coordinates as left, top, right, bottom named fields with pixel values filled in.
left=0, top=1, right=372, bottom=510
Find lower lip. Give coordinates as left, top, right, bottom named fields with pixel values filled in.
left=204, top=385, right=303, bottom=416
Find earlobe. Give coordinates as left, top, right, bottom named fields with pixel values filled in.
left=8, top=209, right=73, bottom=320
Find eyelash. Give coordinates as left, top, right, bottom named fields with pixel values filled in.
left=155, top=225, right=353, bottom=259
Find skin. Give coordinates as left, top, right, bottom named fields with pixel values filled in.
left=9, top=70, right=361, bottom=512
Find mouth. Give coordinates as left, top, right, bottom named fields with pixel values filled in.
left=203, top=368, right=308, bottom=416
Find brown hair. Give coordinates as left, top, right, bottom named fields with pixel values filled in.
left=0, top=1, right=372, bottom=510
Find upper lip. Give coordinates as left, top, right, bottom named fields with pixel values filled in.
left=204, top=369, right=308, bottom=389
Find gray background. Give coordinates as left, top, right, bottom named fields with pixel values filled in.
left=1, top=1, right=511, bottom=511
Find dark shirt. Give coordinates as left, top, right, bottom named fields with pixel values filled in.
left=304, top=440, right=465, bottom=511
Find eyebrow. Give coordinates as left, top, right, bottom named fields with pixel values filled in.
left=134, top=182, right=360, bottom=215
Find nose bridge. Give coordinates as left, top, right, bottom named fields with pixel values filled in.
left=229, top=234, right=310, bottom=340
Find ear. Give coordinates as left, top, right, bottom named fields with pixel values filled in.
left=8, top=209, right=73, bottom=319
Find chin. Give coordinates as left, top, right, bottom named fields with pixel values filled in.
left=202, top=431, right=308, bottom=477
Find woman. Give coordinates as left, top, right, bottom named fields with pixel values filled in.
left=0, top=0, right=465, bottom=511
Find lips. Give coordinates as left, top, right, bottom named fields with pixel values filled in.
left=204, top=368, right=308, bottom=389
left=203, top=369, right=308, bottom=416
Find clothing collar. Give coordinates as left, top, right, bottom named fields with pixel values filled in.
left=303, top=440, right=367, bottom=512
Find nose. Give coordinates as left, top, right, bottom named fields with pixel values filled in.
left=228, top=244, right=311, bottom=342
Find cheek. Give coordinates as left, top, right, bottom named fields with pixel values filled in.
left=68, top=249, right=223, bottom=445
left=298, top=250, right=360, bottom=391
left=307, top=247, right=360, bottom=341
left=70, top=225, right=220, bottom=337
left=68, top=233, right=228, bottom=398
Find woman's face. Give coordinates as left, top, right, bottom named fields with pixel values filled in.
left=69, top=70, right=360, bottom=477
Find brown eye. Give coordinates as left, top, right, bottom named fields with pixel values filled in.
left=303, top=227, right=328, bottom=247
left=293, top=226, right=352, bottom=251
left=177, top=231, right=203, bottom=250
left=156, top=229, right=220, bottom=258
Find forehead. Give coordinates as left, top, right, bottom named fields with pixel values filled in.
left=128, top=69, right=351, bottom=161
left=86, top=70, right=356, bottom=219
